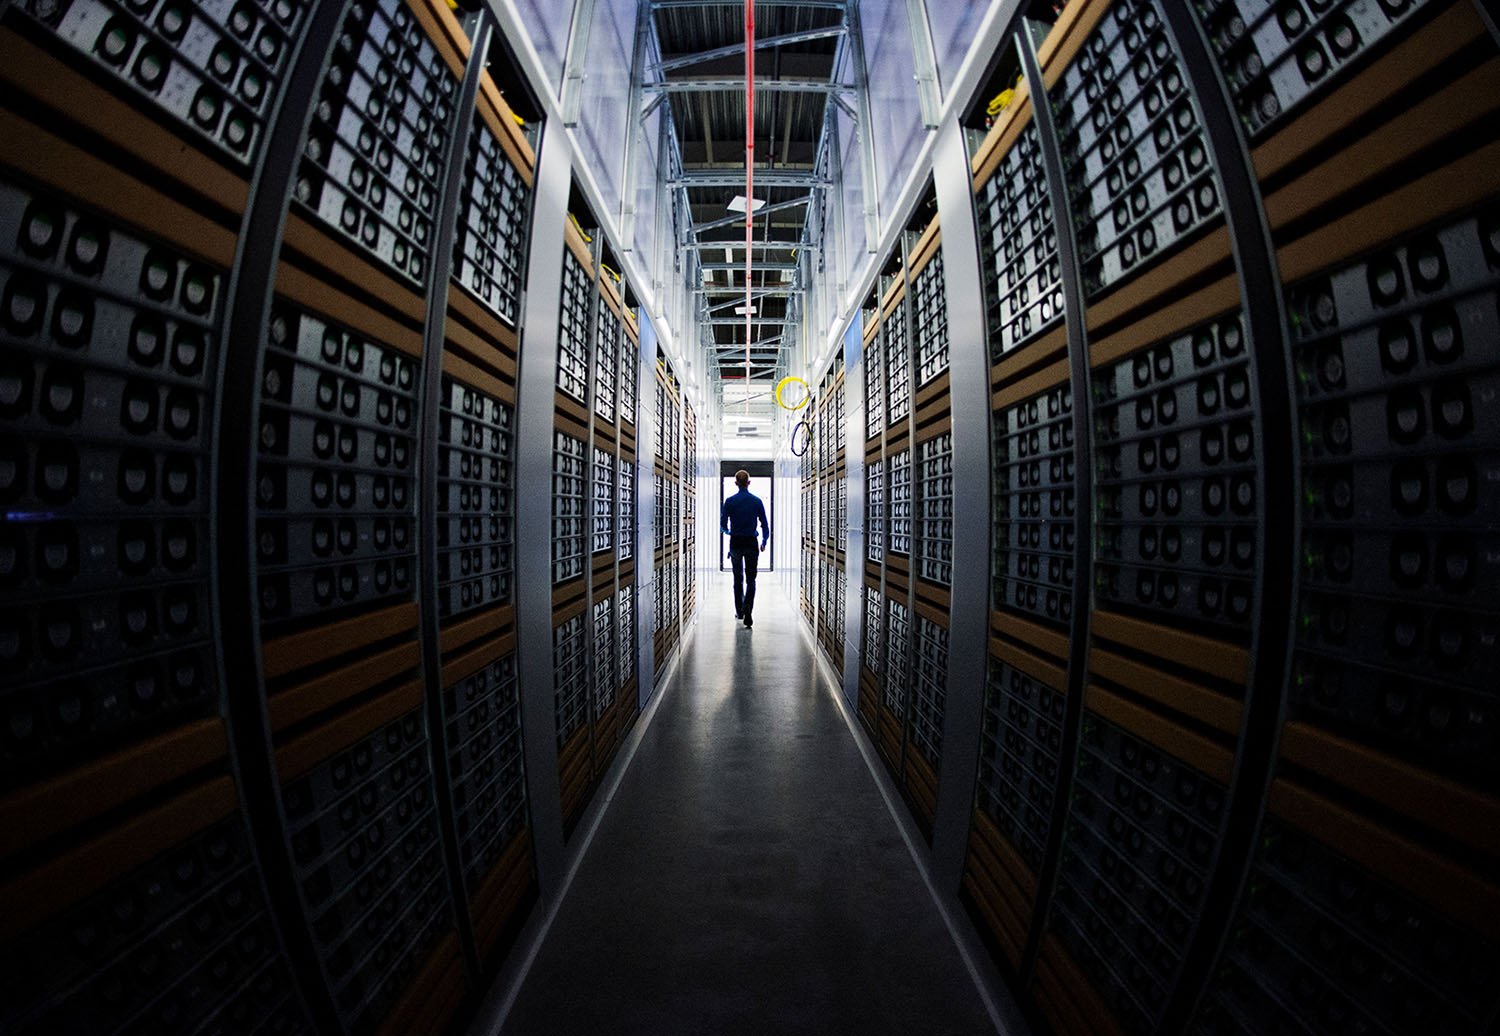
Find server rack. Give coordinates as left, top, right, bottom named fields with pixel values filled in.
left=811, top=359, right=847, bottom=672
left=0, top=0, right=550, bottom=1029
left=650, top=353, right=687, bottom=681
left=548, top=218, right=642, bottom=838
left=850, top=207, right=956, bottom=842
left=953, top=1, right=1500, bottom=1034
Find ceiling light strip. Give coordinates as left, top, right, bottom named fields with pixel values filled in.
left=744, top=0, right=755, bottom=410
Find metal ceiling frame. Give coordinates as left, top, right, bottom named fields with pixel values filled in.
left=669, top=169, right=832, bottom=187
left=638, top=0, right=871, bottom=400
left=655, top=26, right=847, bottom=73
left=691, top=193, right=813, bottom=234
left=645, top=77, right=851, bottom=94
left=650, top=0, right=845, bottom=7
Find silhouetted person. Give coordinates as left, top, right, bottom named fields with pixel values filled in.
left=720, top=469, right=769, bottom=628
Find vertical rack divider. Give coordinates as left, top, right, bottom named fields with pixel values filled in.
left=1012, top=18, right=1096, bottom=987
left=415, top=8, right=494, bottom=986
left=213, top=1, right=357, bottom=1028
left=1152, top=6, right=1298, bottom=1032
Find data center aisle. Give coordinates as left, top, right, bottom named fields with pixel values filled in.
left=499, top=572, right=998, bottom=1036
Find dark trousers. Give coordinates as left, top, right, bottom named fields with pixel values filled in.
left=728, top=535, right=759, bottom=618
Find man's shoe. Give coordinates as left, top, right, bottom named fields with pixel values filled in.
left=744, top=614, right=753, bottom=628
left=735, top=610, right=743, bottom=620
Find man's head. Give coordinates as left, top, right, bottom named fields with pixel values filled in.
left=734, top=469, right=750, bottom=489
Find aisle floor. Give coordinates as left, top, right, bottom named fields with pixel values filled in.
left=499, top=571, right=997, bottom=1035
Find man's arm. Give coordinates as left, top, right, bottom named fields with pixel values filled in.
left=720, top=497, right=731, bottom=535
left=757, top=499, right=770, bottom=550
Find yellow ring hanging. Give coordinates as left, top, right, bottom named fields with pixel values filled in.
left=775, top=376, right=810, bottom=411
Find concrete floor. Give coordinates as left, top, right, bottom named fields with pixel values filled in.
left=501, top=572, right=998, bottom=1035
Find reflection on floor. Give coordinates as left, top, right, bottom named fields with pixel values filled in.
left=500, top=572, right=998, bottom=1035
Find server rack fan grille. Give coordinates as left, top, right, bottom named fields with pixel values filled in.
left=0, top=810, right=312, bottom=1034
left=867, top=460, right=885, bottom=561
left=280, top=709, right=452, bottom=1032
left=862, top=584, right=884, bottom=676
left=256, top=303, right=419, bottom=631
left=589, top=596, right=615, bottom=722
left=1047, top=710, right=1229, bottom=1034
left=0, top=180, right=224, bottom=781
left=977, top=122, right=1061, bottom=359
left=12, top=0, right=308, bottom=167
left=865, top=322, right=885, bottom=439
left=1192, top=0, right=1439, bottom=142
left=917, top=431, right=954, bottom=585
left=823, top=472, right=837, bottom=550
left=652, top=470, right=664, bottom=553
left=914, top=249, right=950, bottom=385
left=616, top=589, right=636, bottom=692
left=453, top=119, right=529, bottom=326
left=617, top=456, right=634, bottom=560
left=888, top=449, right=912, bottom=556
left=653, top=376, right=665, bottom=460
left=1091, top=312, right=1258, bottom=640
left=885, top=295, right=911, bottom=427
left=909, top=615, right=947, bottom=765
left=556, top=251, right=590, bottom=404
left=834, top=375, right=847, bottom=454
left=292, top=0, right=454, bottom=285
left=591, top=444, right=615, bottom=554
left=552, top=612, right=587, bottom=747
left=436, top=377, right=514, bottom=619
left=884, top=597, right=911, bottom=720
left=1050, top=0, right=1221, bottom=299
left=1189, top=816, right=1500, bottom=1036
left=974, top=659, right=1065, bottom=873
left=593, top=302, right=618, bottom=424
left=1283, top=206, right=1500, bottom=791
left=444, top=652, right=528, bottom=889
left=619, top=331, right=637, bottom=424
left=992, top=382, right=1075, bottom=626
left=549, top=430, right=585, bottom=585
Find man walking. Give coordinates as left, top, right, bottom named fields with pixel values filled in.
left=720, top=469, right=770, bottom=628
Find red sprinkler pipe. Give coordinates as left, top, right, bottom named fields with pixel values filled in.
left=744, top=0, right=755, bottom=407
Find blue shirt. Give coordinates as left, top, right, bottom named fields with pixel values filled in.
left=721, top=488, right=769, bottom=546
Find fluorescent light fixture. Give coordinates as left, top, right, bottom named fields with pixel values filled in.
left=726, top=195, right=765, bottom=213
left=734, top=305, right=756, bottom=315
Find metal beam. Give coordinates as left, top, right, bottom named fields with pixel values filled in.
left=707, top=317, right=790, bottom=326
left=698, top=261, right=798, bottom=271
left=656, top=26, right=847, bottom=73
left=646, top=77, right=848, bottom=94
left=671, top=170, right=830, bottom=188
left=560, top=0, right=599, bottom=126
left=696, top=286, right=796, bottom=295
left=844, top=0, right=880, bottom=249
left=617, top=0, right=653, bottom=247
left=651, top=0, right=845, bottom=7
left=691, top=194, right=812, bottom=234
left=683, top=239, right=801, bottom=250
left=903, top=0, right=942, bottom=128
left=706, top=289, right=790, bottom=313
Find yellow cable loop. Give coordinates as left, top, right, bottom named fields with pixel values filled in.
left=775, top=376, right=810, bottom=411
